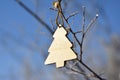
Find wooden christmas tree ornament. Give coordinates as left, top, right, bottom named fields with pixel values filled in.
left=44, top=26, right=77, bottom=68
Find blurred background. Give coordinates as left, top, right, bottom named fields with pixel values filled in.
left=0, top=0, right=120, bottom=80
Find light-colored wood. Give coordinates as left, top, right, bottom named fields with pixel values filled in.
left=44, top=27, right=77, bottom=68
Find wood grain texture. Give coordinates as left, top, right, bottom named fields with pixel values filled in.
left=45, top=27, right=77, bottom=68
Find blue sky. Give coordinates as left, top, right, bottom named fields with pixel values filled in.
left=104, top=0, right=120, bottom=34
left=0, top=0, right=120, bottom=80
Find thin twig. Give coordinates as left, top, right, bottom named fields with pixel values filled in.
left=85, top=14, right=99, bottom=34
left=70, top=29, right=81, bottom=45
left=15, top=0, right=53, bottom=34
left=65, top=66, right=86, bottom=76
left=50, top=19, right=56, bottom=31
left=80, top=6, right=86, bottom=61
left=50, top=8, right=58, bottom=12
left=74, top=31, right=82, bottom=34
left=66, top=11, right=79, bottom=21
left=82, top=6, right=86, bottom=32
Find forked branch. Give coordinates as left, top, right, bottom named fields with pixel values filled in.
left=55, top=0, right=105, bottom=80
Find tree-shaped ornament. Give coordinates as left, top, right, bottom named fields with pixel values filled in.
left=44, top=26, right=77, bottom=68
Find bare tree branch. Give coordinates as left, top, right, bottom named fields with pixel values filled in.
left=15, top=0, right=105, bottom=80
left=55, top=0, right=105, bottom=80
left=15, top=0, right=53, bottom=35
